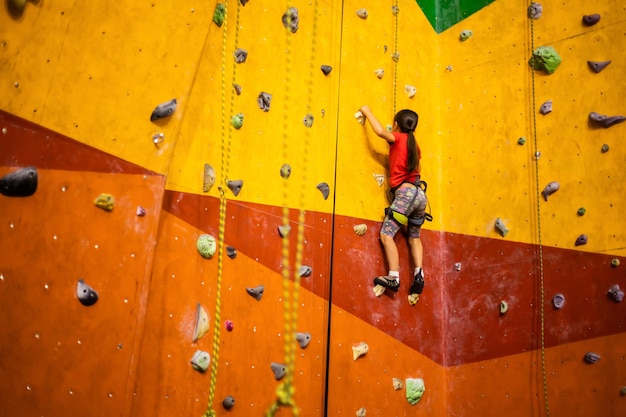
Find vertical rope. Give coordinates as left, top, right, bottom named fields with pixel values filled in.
left=392, top=1, right=399, bottom=116
left=529, top=8, right=550, bottom=417
left=203, top=1, right=240, bottom=416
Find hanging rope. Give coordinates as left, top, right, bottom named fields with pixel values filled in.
left=528, top=7, right=550, bottom=417
left=266, top=2, right=318, bottom=415
left=392, top=0, right=399, bottom=116
left=202, top=1, right=241, bottom=416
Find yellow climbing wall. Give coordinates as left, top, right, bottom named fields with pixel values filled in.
left=1, top=0, right=625, bottom=416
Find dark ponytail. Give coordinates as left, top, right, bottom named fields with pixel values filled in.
left=394, top=109, right=419, bottom=172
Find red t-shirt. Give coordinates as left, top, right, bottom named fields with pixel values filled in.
left=389, top=131, right=420, bottom=188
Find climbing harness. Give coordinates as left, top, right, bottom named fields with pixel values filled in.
left=202, top=1, right=241, bottom=416
left=385, top=180, right=433, bottom=227
left=529, top=5, right=550, bottom=416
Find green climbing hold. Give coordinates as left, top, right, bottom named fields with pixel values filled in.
left=405, top=378, right=425, bottom=405
left=231, top=113, right=244, bottom=129
left=577, top=207, right=586, bottom=216
left=517, top=137, right=526, bottom=145
left=528, top=46, right=562, bottom=74
left=213, top=3, right=226, bottom=27
left=197, top=234, right=216, bottom=259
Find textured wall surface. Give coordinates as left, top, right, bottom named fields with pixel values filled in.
left=1, top=1, right=625, bottom=416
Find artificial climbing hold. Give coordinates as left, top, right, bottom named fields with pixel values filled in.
left=231, top=113, right=244, bottom=129
left=405, top=378, right=425, bottom=405
left=405, top=85, right=417, bottom=98
left=499, top=300, right=508, bottom=315
left=355, top=111, right=365, bottom=125
left=372, top=284, right=386, bottom=297
left=588, top=60, right=611, bottom=73
left=584, top=352, right=601, bottom=364
left=224, top=320, right=234, bottom=331
left=459, top=30, right=473, bottom=42
left=191, top=350, right=211, bottom=372
left=408, top=294, right=419, bottom=305
left=317, top=182, right=330, bottom=200
left=234, top=48, right=247, bottom=63
left=373, top=173, right=385, bottom=186
left=621, top=386, right=626, bottom=396
left=321, top=65, right=332, bottom=76
left=601, top=144, right=609, bottom=153
left=611, top=258, right=620, bottom=267
left=197, top=234, right=217, bottom=259
left=356, top=407, right=366, bottom=417
left=136, top=206, right=146, bottom=217
left=299, top=265, right=312, bottom=277
left=392, top=378, right=403, bottom=390
left=575, top=234, right=588, bottom=246
left=552, top=293, right=565, bottom=310
left=8, top=0, right=29, bottom=13
left=222, top=396, right=235, bottom=410
left=270, top=362, right=286, bottom=380
left=589, top=112, right=625, bottom=128
left=353, top=224, right=367, bottom=236
left=233, top=83, right=242, bottom=95
left=257, top=92, right=272, bottom=111
left=454, top=262, right=462, bottom=271
left=150, top=99, right=177, bottom=121
left=280, top=164, right=291, bottom=179
left=76, top=279, right=98, bottom=307
left=226, top=246, right=237, bottom=259
left=213, top=3, right=226, bottom=27
left=303, top=113, right=314, bottom=128
left=282, top=7, right=299, bottom=33
left=391, top=5, right=399, bottom=15
left=539, top=100, right=553, bottom=115
left=374, top=68, right=384, bottom=79
left=94, top=193, right=115, bottom=211
left=296, top=332, right=311, bottom=349
left=529, top=46, right=562, bottom=74
left=582, top=14, right=601, bottom=26
left=391, top=52, right=400, bottom=62
left=517, top=137, right=526, bottom=145
left=495, top=217, right=509, bottom=237
left=577, top=207, right=586, bottom=216
left=227, top=179, right=243, bottom=196
left=246, top=285, right=264, bottom=301
left=0, top=166, right=38, bottom=197
left=527, top=2, right=542, bottom=19
left=192, top=303, right=209, bottom=342
left=356, top=8, right=368, bottom=19
left=541, top=181, right=559, bottom=201
left=152, top=132, right=164, bottom=145
left=278, top=224, right=291, bottom=238
left=203, top=164, right=216, bottom=193
left=608, top=284, right=624, bottom=303
left=352, top=342, right=369, bottom=360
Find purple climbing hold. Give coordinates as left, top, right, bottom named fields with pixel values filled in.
left=608, top=284, right=624, bottom=303
left=527, top=2, right=542, bottom=19
left=541, top=181, right=559, bottom=201
left=588, top=60, right=611, bottom=73
left=270, top=362, right=287, bottom=380
left=575, top=234, right=588, bottom=246
left=222, top=395, right=235, bottom=410
left=150, top=99, right=177, bottom=121
left=257, top=92, right=272, bottom=112
left=552, top=293, right=565, bottom=310
left=539, top=100, right=552, bottom=115
left=582, top=14, right=601, bottom=26
left=224, top=319, right=234, bottom=331
left=584, top=352, right=601, bottom=364
left=136, top=206, right=146, bottom=217
left=234, top=48, right=247, bottom=63
left=589, top=112, right=626, bottom=128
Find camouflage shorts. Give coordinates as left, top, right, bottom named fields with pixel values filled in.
left=381, top=183, right=427, bottom=238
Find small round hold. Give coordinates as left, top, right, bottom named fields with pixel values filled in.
left=356, top=8, right=368, bottom=19
left=582, top=14, right=601, bottom=26
left=197, top=234, right=217, bottom=259
left=575, top=234, right=588, bottom=246
left=320, top=65, right=332, bottom=76
left=527, top=2, right=543, bottom=19
left=601, top=144, right=609, bottom=153
left=76, top=279, right=99, bottom=307
left=552, top=293, right=565, bottom=310
left=231, top=113, right=244, bottom=129
left=374, top=68, right=384, bottom=79
left=517, top=137, right=526, bottom=145
left=404, top=85, right=417, bottom=98
left=459, top=30, right=473, bottom=41
left=136, top=206, right=146, bottom=217
left=454, top=262, right=462, bottom=271
left=233, top=48, right=248, bottom=63
left=577, top=207, right=586, bottom=216
left=611, top=258, right=620, bottom=268
left=94, top=193, right=115, bottom=211
left=303, top=113, right=314, bottom=128
left=222, top=395, right=235, bottom=410
left=621, top=386, right=626, bottom=396
left=226, top=246, right=237, bottom=259
left=191, top=350, right=211, bottom=372
left=584, top=352, right=601, bottom=364
left=539, top=100, right=552, bottom=115
left=280, top=164, right=291, bottom=179
left=499, top=300, right=508, bottom=314
left=257, top=92, right=272, bottom=112
left=607, top=284, right=624, bottom=303
left=281, top=7, right=299, bottom=33
left=391, top=51, right=400, bottom=62
left=150, top=98, right=177, bottom=121
left=224, top=320, right=234, bottom=331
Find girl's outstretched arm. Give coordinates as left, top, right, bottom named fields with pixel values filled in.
left=360, top=105, right=395, bottom=143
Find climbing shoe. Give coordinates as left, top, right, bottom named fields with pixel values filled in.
left=374, top=276, right=400, bottom=292
left=409, top=270, right=425, bottom=295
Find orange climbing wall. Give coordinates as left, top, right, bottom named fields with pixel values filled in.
left=1, top=1, right=625, bottom=417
